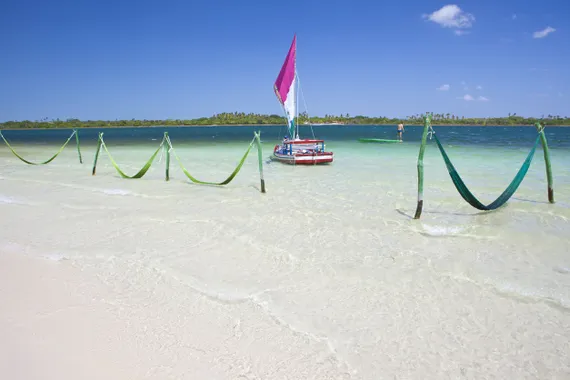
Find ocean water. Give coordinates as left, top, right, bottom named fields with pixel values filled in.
left=1, top=125, right=569, bottom=379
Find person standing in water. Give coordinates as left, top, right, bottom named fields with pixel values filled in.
left=397, top=122, right=405, bottom=141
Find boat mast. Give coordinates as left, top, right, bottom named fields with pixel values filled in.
left=295, top=38, right=299, bottom=139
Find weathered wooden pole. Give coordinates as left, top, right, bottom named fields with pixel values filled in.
left=92, top=132, right=103, bottom=175
left=74, top=129, right=83, bottom=164
left=413, top=113, right=432, bottom=219
left=255, top=131, right=266, bottom=193
left=535, top=122, right=554, bottom=203
left=164, top=132, right=171, bottom=181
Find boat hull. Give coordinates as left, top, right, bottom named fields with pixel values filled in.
left=271, top=151, right=334, bottom=165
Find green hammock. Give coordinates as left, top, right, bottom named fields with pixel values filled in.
left=169, top=137, right=255, bottom=186
left=93, top=133, right=263, bottom=190
left=0, top=129, right=82, bottom=165
left=432, top=133, right=541, bottom=211
left=101, top=140, right=163, bottom=179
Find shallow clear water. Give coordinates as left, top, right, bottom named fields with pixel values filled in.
left=1, top=125, right=569, bottom=379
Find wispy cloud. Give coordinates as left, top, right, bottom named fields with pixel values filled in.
left=512, top=14, right=517, bottom=20
left=476, top=85, right=482, bottom=90
left=437, top=84, right=450, bottom=91
left=559, top=92, right=564, bottom=97
left=458, top=94, right=489, bottom=102
left=533, top=26, right=556, bottom=39
left=423, top=5, right=475, bottom=35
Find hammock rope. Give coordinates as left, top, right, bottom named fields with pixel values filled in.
left=0, top=129, right=82, bottom=165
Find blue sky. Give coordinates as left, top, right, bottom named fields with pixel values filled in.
left=0, top=0, right=568, bottom=121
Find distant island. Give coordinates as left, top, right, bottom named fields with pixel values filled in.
left=1, top=112, right=569, bottom=129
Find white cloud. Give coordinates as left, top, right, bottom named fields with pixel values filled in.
left=478, top=96, right=489, bottom=101
left=423, top=5, right=475, bottom=35
left=437, top=84, right=450, bottom=91
left=476, top=85, right=482, bottom=90
left=459, top=94, right=474, bottom=101
left=533, top=26, right=556, bottom=39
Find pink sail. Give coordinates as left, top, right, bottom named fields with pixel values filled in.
left=274, top=35, right=297, bottom=137
left=274, top=35, right=296, bottom=105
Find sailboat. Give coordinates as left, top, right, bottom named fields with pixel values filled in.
left=271, top=35, right=334, bottom=165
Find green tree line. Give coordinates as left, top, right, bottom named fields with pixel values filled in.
left=2, top=111, right=569, bottom=129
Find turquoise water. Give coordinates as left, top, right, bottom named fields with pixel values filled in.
left=1, top=124, right=570, bottom=379
left=3, top=124, right=570, bottom=149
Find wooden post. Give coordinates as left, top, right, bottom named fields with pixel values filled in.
left=255, top=132, right=266, bottom=193
left=535, top=122, right=554, bottom=203
left=413, top=113, right=432, bottom=219
left=164, top=132, right=170, bottom=181
left=74, top=129, right=83, bottom=164
left=92, top=132, right=103, bottom=175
